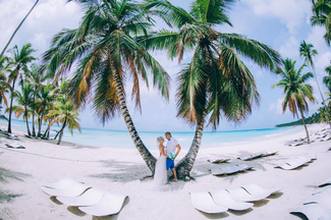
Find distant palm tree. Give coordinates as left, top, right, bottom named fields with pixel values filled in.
left=12, top=82, right=34, bottom=136
left=310, top=0, right=331, bottom=45
left=26, top=64, right=48, bottom=137
left=35, top=83, right=55, bottom=137
left=0, top=0, right=40, bottom=57
left=48, top=96, right=80, bottom=145
left=7, top=43, right=35, bottom=133
left=43, top=0, right=170, bottom=172
left=324, top=65, right=331, bottom=95
left=299, top=41, right=325, bottom=104
left=43, top=81, right=68, bottom=139
left=143, top=0, right=281, bottom=179
left=0, top=57, right=10, bottom=123
left=274, top=59, right=315, bottom=143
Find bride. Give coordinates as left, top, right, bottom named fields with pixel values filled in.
left=153, top=137, right=168, bottom=185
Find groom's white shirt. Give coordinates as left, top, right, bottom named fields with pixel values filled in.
left=165, top=138, right=178, bottom=158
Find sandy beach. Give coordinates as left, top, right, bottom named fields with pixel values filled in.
left=0, top=123, right=330, bottom=220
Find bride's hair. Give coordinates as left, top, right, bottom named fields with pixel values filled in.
left=156, top=136, right=164, bottom=144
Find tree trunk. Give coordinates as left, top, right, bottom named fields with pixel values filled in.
left=57, top=130, right=64, bottom=145
left=7, top=77, right=17, bottom=133
left=311, top=66, right=331, bottom=127
left=43, top=121, right=51, bottom=139
left=54, top=129, right=61, bottom=140
left=0, top=0, right=39, bottom=57
left=299, top=109, right=310, bottom=144
left=31, top=93, right=36, bottom=137
left=175, top=117, right=205, bottom=180
left=37, top=114, right=43, bottom=137
left=113, top=70, right=156, bottom=173
left=24, top=106, right=31, bottom=136
left=57, top=118, right=67, bottom=145
left=31, top=112, right=36, bottom=137
left=312, top=67, right=326, bottom=105
left=53, top=122, right=65, bottom=140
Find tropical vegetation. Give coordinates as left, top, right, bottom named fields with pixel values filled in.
left=42, top=0, right=170, bottom=172
left=0, top=43, right=80, bottom=144
left=311, top=0, right=331, bottom=45
left=299, top=41, right=325, bottom=104
left=273, top=59, right=315, bottom=143
left=141, top=0, right=281, bottom=179
left=0, top=0, right=330, bottom=181
left=41, top=0, right=283, bottom=179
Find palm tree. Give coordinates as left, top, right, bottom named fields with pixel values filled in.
left=43, top=0, right=170, bottom=172
left=0, top=57, right=10, bottom=123
left=0, top=0, right=40, bottom=57
left=27, top=64, right=48, bottom=137
left=35, top=83, right=55, bottom=137
left=299, top=41, right=325, bottom=104
left=143, top=0, right=281, bottom=179
left=43, top=80, right=68, bottom=139
left=274, top=59, right=315, bottom=143
left=310, top=0, right=331, bottom=45
left=7, top=43, right=35, bottom=133
left=324, top=65, right=331, bottom=95
left=48, top=96, right=80, bottom=145
left=12, top=82, right=34, bottom=136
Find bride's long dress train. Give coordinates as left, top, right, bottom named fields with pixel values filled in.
left=153, top=155, right=168, bottom=185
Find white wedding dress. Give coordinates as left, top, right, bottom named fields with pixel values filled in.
left=153, top=149, right=168, bottom=186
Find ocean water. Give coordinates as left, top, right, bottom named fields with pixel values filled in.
left=8, top=119, right=288, bottom=149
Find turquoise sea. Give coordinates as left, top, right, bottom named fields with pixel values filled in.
left=8, top=119, right=289, bottom=149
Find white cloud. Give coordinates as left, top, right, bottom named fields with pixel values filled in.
left=245, top=0, right=310, bottom=34
left=268, top=98, right=284, bottom=115
left=279, top=36, right=300, bottom=59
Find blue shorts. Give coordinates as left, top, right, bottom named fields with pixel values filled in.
left=166, top=158, right=175, bottom=170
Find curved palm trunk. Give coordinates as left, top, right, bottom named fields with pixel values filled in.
left=311, top=67, right=331, bottom=128
left=24, top=106, right=31, bottom=136
left=43, top=121, right=51, bottom=139
left=7, top=78, right=17, bottom=133
left=54, top=129, right=61, bottom=140
left=57, top=118, right=67, bottom=145
left=175, top=117, right=205, bottom=180
left=0, top=0, right=39, bottom=57
left=299, top=108, right=310, bottom=143
left=312, top=68, right=326, bottom=104
left=113, top=71, right=156, bottom=173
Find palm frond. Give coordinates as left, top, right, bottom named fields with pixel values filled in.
left=191, top=0, right=234, bottom=25
left=219, top=33, right=282, bottom=70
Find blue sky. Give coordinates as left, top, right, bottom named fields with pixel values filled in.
left=0, top=0, right=330, bottom=131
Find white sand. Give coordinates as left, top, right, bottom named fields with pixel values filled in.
left=0, top=124, right=330, bottom=220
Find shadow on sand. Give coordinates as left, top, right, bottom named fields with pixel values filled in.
left=0, top=167, right=27, bottom=204
left=90, top=160, right=151, bottom=182
left=0, top=167, right=30, bottom=183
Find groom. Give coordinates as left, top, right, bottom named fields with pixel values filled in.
left=164, top=131, right=181, bottom=181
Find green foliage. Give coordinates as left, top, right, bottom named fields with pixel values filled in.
left=299, top=40, right=318, bottom=68
left=324, top=65, right=331, bottom=95
left=276, top=102, right=331, bottom=127
left=273, top=58, right=315, bottom=118
left=0, top=42, right=80, bottom=140
left=319, top=101, right=331, bottom=123
left=43, top=0, right=170, bottom=124
left=143, top=0, right=281, bottom=129
left=311, top=0, right=331, bottom=45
